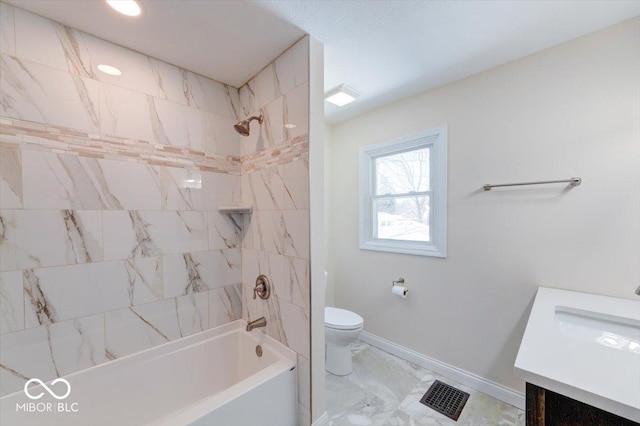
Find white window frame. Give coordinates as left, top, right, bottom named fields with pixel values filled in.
left=359, top=126, right=447, bottom=257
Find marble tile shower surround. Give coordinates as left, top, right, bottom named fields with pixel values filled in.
left=0, top=5, right=311, bottom=420
left=235, top=35, right=311, bottom=424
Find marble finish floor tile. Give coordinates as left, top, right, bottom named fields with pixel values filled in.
left=327, top=340, right=524, bottom=426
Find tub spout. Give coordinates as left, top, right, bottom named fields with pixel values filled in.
left=246, top=317, right=267, bottom=332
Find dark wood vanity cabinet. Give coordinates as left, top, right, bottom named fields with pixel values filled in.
left=526, top=383, right=639, bottom=426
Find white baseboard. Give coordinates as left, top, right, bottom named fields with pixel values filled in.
left=359, top=331, right=525, bottom=410
left=311, top=411, right=329, bottom=426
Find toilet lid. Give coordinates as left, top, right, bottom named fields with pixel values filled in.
left=325, top=307, right=364, bottom=330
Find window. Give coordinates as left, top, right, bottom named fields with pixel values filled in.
left=359, top=126, right=447, bottom=257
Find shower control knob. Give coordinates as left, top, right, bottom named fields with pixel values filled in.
left=253, top=275, right=271, bottom=300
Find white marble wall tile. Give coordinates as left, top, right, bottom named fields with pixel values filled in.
left=0, top=2, right=15, bottom=56
left=242, top=249, right=285, bottom=298
left=274, top=38, right=309, bottom=95
left=241, top=281, right=264, bottom=322
left=175, top=292, right=209, bottom=338
left=22, top=150, right=161, bottom=210
left=274, top=47, right=296, bottom=98
left=0, top=210, right=103, bottom=271
left=97, top=157, right=161, bottom=209
left=89, top=36, right=164, bottom=98
left=286, top=256, right=309, bottom=310
left=208, top=212, right=242, bottom=250
left=265, top=301, right=287, bottom=344
left=281, top=159, right=309, bottom=210
left=163, top=249, right=240, bottom=298
left=262, top=96, right=285, bottom=147
left=0, top=271, right=23, bottom=334
left=243, top=211, right=284, bottom=254
left=227, top=85, right=243, bottom=122
left=155, top=64, right=210, bottom=111
left=200, top=171, right=241, bottom=212
left=242, top=167, right=284, bottom=211
left=266, top=253, right=287, bottom=301
left=159, top=166, right=202, bottom=211
left=105, top=293, right=207, bottom=359
left=151, top=97, right=207, bottom=150
left=208, top=284, right=242, bottom=328
left=240, top=249, right=259, bottom=291
left=241, top=249, right=277, bottom=322
left=14, top=7, right=174, bottom=98
left=298, top=403, right=311, bottom=426
left=13, top=8, right=94, bottom=78
left=239, top=111, right=265, bottom=156
left=239, top=90, right=307, bottom=155
left=23, top=257, right=162, bottom=328
left=238, top=79, right=256, bottom=117
left=279, top=299, right=310, bottom=359
left=103, top=211, right=207, bottom=260
left=205, top=112, right=241, bottom=157
left=105, top=306, right=166, bottom=360
left=99, top=83, right=154, bottom=142
left=297, top=354, right=310, bottom=409
left=0, top=314, right=105, bottom=396
left=0, top=146, right=22, bottom=209
left=153, top=62, right=191, bottom=106
left=253, top=64, right=279, bottom=110
left=239, top=97, right=285, bottom=155
left=284, top=82, right=309, bottom=141
left=202, top=77, right=242, bottom=120
left=283, top=210, right=310, bottom=259
left=0, top=54, right=99, bottom=132
left=152, top=64, right=240, bottom=119
left=290, top=37, right=310, bottom=87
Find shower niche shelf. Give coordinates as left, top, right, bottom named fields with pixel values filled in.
left=218, top=204, right=253, bottom=214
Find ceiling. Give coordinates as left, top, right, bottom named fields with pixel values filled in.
left=6, top=1, right=640, bottom=124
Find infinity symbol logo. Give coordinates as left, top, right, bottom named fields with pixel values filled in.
left=24, top=378, right=71, bottom=400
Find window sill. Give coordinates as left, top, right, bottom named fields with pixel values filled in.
left=359, top=239, right=446, bottom=258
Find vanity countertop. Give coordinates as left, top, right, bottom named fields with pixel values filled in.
left=514, top=287, right=640, bottom=422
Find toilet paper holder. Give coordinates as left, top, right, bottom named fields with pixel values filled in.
left=392, top=278, right=405, bottom=287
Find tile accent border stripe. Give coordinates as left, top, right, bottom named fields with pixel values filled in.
left=1, top=117, right=308, bottom=174
left=359, top=331, right=526, bottom=410
left=0, top=116, right=241, bottom=175
left=242, top=133, right=309, bottom=173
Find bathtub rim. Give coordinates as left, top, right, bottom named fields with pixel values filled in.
left=0, top=319, right=297, bottom=401
left=154, top=320, right=298, bottom=425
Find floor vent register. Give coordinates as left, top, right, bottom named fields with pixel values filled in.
left=419, top=380, right=470, bottom=421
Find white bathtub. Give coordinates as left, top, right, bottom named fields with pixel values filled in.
left=0, top=320, right=298, bottom=426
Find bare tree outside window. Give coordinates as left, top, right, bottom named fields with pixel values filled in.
left=374, top=147, right=431, bottom=242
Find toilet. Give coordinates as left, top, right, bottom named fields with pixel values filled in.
left=325, top=306, right=364, bottom=375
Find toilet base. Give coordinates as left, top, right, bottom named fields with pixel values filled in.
left=325, top=343, right=353, bottom=376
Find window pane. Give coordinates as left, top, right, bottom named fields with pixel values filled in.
left=375, top=147, right=430, bottom=195
left=375, top=195, right=430, bottom=242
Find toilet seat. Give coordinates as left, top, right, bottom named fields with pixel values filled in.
left=325, top=307, right=363, bottom=330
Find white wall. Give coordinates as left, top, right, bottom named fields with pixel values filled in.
left=309, top=37, right=327, bottom=423
left=329, top=17, right=640, bottom=393
left=324, top=123, right=336, bottom=308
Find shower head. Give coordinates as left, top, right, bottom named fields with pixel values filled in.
left=233, top=115, right=264, bottom=137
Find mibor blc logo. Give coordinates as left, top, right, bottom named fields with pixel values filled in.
left=16, top=378, right=79, bottom=413
left=24, top=378, right=71, bottom=400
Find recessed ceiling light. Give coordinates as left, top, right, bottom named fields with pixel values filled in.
left=97, top=64, right=122, bottom=76
left=106, top=0, right=142, bottom=17
left=325, top=84, right=360, bottom=107
left=284, top=124, right=296, bottom=129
